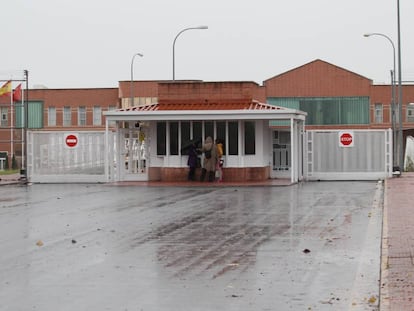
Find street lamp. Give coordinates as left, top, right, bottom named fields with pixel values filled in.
left=397, top=0, right=403, bottom=172
left=172, top=26, right=208, bottom=80
left=364, top=33, right=397, bottom=168
left=130, top=52, right=143, bottom=107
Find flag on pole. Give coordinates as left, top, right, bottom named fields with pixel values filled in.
left=13, top=84, right=22, bottom=102
left=0, top=80, right=11, bottom=97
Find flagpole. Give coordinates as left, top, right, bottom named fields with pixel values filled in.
left=10, top=84, right=13, bottom=162
left=21, top=86, right=25, bottom=174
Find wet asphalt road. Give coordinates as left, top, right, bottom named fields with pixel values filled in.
left=0, top=181, right=382, bottom=311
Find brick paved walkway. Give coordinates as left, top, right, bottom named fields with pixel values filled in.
left=381, top=173, right=414, bottom=310
left=0, top=173, right=21, bottom=185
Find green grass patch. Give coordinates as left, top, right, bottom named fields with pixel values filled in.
left=0, top=169, right=20, bottom=176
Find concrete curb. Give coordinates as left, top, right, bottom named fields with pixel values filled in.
left=380, top=178, right=390, bottom=310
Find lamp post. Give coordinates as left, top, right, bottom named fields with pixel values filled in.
left=130, top=53, right=143, bottom=107
left=172, top=26, right=208, bottom=80
left=364, top=33, right=397, bottom=168
left=397, top=0, right=403, bottom=172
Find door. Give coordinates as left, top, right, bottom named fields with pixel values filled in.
left=271, top=130, right=291, bottom=178
left=119, top=126, right=148, bottom=181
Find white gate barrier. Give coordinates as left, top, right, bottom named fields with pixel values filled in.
left=27, top=131, right=114, bottom=183
left=305, top=129, right=393, bottom=180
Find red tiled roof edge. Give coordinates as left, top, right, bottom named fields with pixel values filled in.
left=118, top=100, right=288, bottom=112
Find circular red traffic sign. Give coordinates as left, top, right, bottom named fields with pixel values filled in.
left=340, top=133, right=353, bottom=146
left=65, top=134, right=78, bottom=148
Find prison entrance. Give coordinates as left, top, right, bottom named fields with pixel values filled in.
left=118, top=126, right=148, bottom=181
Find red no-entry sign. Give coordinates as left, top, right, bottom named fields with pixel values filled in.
left=339, top=131, right=354, bottom=147
left=65, top=134, right=78, bottom=148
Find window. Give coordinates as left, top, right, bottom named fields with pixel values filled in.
left=1, top=107, right=8, bottom=127
left=374, top=103, right=383, bottom=123
left=268, top=96, right=369, bottom=125
left=407, top=104, right=414, bottom=123
left=155, top=120, right=242, bottom=157
left=63, top=106, right=71, bottom=126
left=180, top=122, right=191, bottom=155
left=156, top=122, right=166, bottom=155
left=108, top=106, right=116, bottom=127
left=93, top=106, right=102, bottom=126
left=48, top=107, right=56, bottom=126
left=192, top=121, right=202, bottom=147
left=228, top=121, right=239, bottom=155
left=78, top=106, right=86, bottom=126
left=244, top=121, right=256, bottom=155
left=204, top=121, right=214, bottom=139
left=216, top=121, right=226, bottom=155
left=169, top=122, right=179, bottom=155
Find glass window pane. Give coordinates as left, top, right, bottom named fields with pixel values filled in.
left=193, top=121, right=202, bottom=147
left=169, top=122, right=179, bottom=155
left=156, top=122, right=166, bottom=155
left=375, top=103, right=383, bottom=123
left=181, top=121, right=191, bottom=155
left=48, top=107, right=56, bottom=126
left=78, top=106, right=86, bottom=126
left=93, top=106, right=102, bottom=126
left=63, top=106, right=71, bottom=126
left=228, top=122, right=238, bottom=155
left=1, top=107, right=8, bottom=127
left=244, top=121, right=255, bottom=155
left=216, top=121, right=226, bottom=155
left=204, top=121, right=214, bottom=139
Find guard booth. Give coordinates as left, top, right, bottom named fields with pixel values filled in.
left=104, top=100, right=307, bottom=184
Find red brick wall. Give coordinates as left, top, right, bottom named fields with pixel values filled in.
left=159, top=167, right=270, bottom=182
left=264, top=59, right=372, bottom=97
left=28, top=88, right=119, bottom=131
left=158, top=81, right=264, bottom=105
left=119, top=81, right=160, bottom=98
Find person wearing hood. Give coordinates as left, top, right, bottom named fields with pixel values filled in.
left=199, top=136, right=218, bottom=182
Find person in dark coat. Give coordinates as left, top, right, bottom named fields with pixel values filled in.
left=187, top=142, right=198, bottom=181
left=199, top=136, right=218, bottom=182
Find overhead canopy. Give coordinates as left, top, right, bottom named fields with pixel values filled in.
left=104, top=100, right=307, bottom=121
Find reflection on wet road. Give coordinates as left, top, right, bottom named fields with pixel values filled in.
left=0, top=181, right=382, bottom=310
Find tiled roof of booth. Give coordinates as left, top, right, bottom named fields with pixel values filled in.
left=119, top=100, right=287, bottom=112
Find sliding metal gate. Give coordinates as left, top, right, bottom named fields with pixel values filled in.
left=27, top=131, right=113, bottom=183
left=305, top=129, right=392, bottom=180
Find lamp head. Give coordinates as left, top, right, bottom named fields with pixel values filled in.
left=197, top=26, right=208, bottom=29
left=363, top=33, right=372, bottom=37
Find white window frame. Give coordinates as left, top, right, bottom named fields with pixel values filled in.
left=407, top=104, right=414, bottom=123
left=63, top=106, right=71, bottom=126
left=374, top=103, right=383, bottom=124
left=78, top=106, right=86, bottom=126
left=93, top=106, right=102, bottom=126
left=48, top=106, right=56, bottom=126
left=1, top=107, right=8, bottom=127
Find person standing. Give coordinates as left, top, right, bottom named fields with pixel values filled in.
left=200, top=136, right=218, bottom=182
left=215, top=138, right=224, bottom=182
left=187, top=141, right=198, bottom=181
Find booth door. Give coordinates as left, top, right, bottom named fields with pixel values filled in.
left=119, top=127, right=148, bottom=181
left=271, top=130, right=291, bottom=178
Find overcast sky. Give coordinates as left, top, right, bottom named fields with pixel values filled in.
left=1, top=0, right=414, bottom=89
